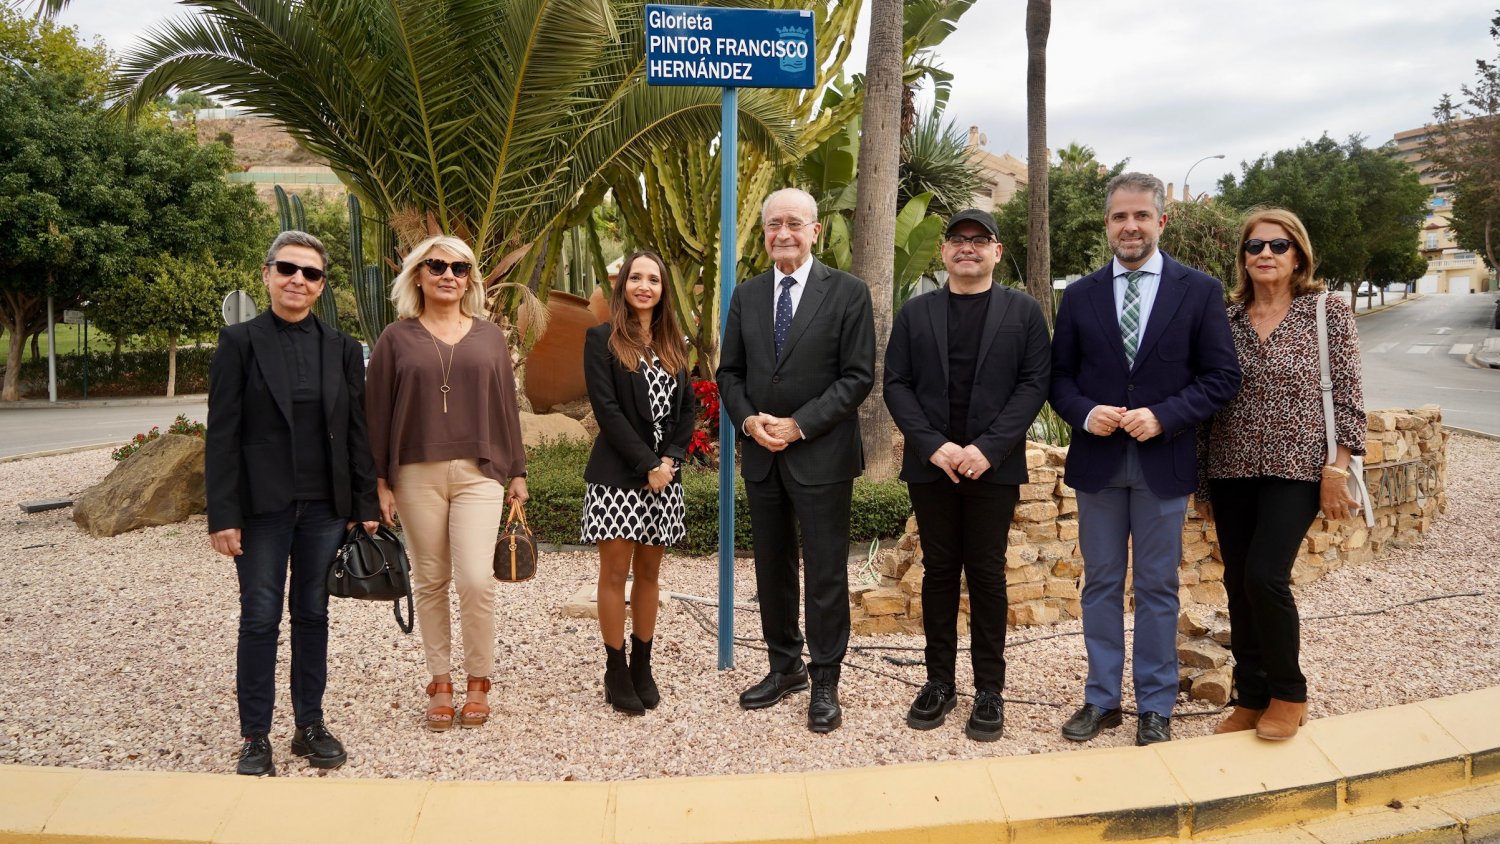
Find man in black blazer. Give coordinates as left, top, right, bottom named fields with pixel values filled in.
left=1050, top=173, right=1240, bottom=746
left=206, top=231, right=379, bottom=776
left=716, top=187, right=875, bottom=733
left=884, top=209, right=1051, bottom=741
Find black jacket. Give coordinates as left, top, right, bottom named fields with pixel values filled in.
left=884, top=284, right=1052, bottom=485
left=205, top=311, right=379, bottom=532
left=716, top=259, right=876, bottom=485
left=582, top=323, right=697, bottom=488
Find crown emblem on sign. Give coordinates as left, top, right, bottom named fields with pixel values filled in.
left=776, top=26, right=807, bottom=39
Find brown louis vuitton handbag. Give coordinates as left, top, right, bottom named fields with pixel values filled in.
left=493, top=500, right=538, bottom=582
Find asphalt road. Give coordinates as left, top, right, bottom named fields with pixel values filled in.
left=1357, top=293, right=1500, bottom=436
left=0, top=398, right=209, bottom=460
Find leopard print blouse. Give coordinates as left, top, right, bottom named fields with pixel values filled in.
left=1197, top=292, right=1364, bottom=500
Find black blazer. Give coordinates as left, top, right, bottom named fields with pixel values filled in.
left=716, top=259, right=875, bottom=485
left=884, top=284, right=1052, bottom=485
left=582, top=323, right=697, bottom=488
left=205, top=311, right=379, bottom=532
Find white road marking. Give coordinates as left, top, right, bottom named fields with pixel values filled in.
left=1373, top=342, right=1399, bottom=354
left=1449, top=344, right=1473, bottom=355
left=1406, top=345, right=1438, bottom=354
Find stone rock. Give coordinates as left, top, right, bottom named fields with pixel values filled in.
left=1007, top=582, right=1044, bottom=603
left=852, top=614, right=903, bottom=635
left=73, top=434, right=206, bottom=537
left=1011, top=603, right=1060, bottom=626
left=862, top=587, right=907, bottom=617
left=579, top=409, right=599, bottom=439
left=1044, top=578, right=1079, bottom=599
left=520, top=411, right=589, bottom=447
left=1178, top=639, right=1231, bottom=669
left=1020, top=482, right=1054, bottom=501
left=907, top=596, right=923, bottom=619
left=1178, top=605, right=1216, bottom=637
left=547, top=397, right=593, bottom=421
left=1188, top=582, right=1229, bottom=606
left=1190, top=667, right=1233, bottom=706
left=1056, top=519, right=1079, bottom=541
left=1021, top=520, right=1059, bottom=543
left=899, top=562, right=924, bottom=596
left=1013, top=501, right=1059, bottom=523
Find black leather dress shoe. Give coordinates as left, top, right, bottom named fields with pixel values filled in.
left=1061, top=703, right=1123, bottom=742
left=290, top=722, right=347, bottom=769
left=739, top=666, right=810, bottom=710
left=906, top=681, right=958, bottom=730
left=236, top=734, right=275, bottom=777
left=807, top=681, right=842, bottom=733
left=965, top=691, right=1005, bottom=742
left=1135, top=712, right=1172, bottom=746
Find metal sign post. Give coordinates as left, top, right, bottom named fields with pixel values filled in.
left=646, top=4, right=814, bottom=669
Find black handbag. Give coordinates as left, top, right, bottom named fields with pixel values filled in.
left=327, top=524, right=414, bottom=633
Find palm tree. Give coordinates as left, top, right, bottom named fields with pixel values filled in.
left=851, top=0, right=903, bottom=481
left=110, top=0, right=794, bottom=312
left=1025, top=0, right=1052, bottom=325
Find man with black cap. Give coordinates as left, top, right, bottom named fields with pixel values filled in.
left=883, top=208, right=1052, bottom=740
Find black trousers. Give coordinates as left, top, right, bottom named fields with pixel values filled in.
left=745, top=458, right=853, bottom=684
left=1209, top=476, right=1322, bottom=707
left=908, top=479, right=1021, bottom=692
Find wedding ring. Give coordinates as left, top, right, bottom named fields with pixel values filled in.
left=966, top=469, right=974, bottom=476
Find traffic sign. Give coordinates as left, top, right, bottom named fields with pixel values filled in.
left=222, top=290, right=258, bottom=326
left=62, top=309, right=86, bottom=325
left=645, top=5, right=815, bottom=89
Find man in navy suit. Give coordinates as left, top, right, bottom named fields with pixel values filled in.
left=1050, top=173, right=1240, bottom=746
left=884, top=209, right=1050, bottom=741
left=717, top=187, right=875, bottom=733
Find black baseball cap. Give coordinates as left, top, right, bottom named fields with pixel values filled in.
left=944, top=208, right=999, bottom=239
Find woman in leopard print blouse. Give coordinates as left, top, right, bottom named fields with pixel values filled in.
left=1195, top=207, right=1364, bottom=742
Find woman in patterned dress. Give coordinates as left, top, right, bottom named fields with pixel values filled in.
left=581, top=250, right=697, bottom=714
left=1195, top=208, right=1364, bottom=741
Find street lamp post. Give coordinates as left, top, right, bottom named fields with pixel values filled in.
left=1183, top=154, right=1225, bottom=202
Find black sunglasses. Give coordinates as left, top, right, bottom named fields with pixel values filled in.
left=265, top=260, right=326, bottom=282
left=1243, top=238, right=1294, bottom=256
left=422, top=258, right=472, bottom=278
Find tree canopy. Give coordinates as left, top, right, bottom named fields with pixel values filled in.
left=995, top=143, right=1125, bottom=283
left=1426, top=11, right=1500, bottom=272
left=1217, top=134, right=1428, bottom=287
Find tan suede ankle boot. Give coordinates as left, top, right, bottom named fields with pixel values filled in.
left=1214, top=706, right=1266, bottom=734
left=1255, top=699, right=1307, bottom=741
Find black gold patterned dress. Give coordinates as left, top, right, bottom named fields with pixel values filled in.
left=578, top=355, right=688, bottom=545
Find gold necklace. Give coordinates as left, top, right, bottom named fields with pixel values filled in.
left=1249, top=301, right=1290, bottom=333
left=429, top=335, right=454, bottom=412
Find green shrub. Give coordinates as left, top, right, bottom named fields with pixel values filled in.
left=524, top=439, right=912, bottom=553
left=14, top=347, right=215, bottom=398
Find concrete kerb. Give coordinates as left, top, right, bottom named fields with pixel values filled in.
left=3, top=685, right=1497, bottom=843
left=0, top=393, right=208, bottom=410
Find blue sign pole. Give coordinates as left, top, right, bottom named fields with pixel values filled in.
left=644, top=3, right=814, bottom=670
left=717, top=87, right=738, bottom=670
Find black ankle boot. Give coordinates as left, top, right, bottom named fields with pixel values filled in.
left=604, top=643, right=645, bottom=715
left=629, top=634, right=659, bottom=710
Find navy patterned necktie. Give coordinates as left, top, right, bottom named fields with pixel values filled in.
left=774, top=276, right=795, bottom=359
left=1121, top=270, right=1144, bottom=366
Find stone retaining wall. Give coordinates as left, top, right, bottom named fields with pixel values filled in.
left=850, top=406, right=1449, bottom=703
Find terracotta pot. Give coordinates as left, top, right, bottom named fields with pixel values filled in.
left=524, top=290, right=604, bottom=411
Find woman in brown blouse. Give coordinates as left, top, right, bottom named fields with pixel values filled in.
left=365, top=235, right=528, bottom=732
left=1196, top=207, right=1364, bottom=741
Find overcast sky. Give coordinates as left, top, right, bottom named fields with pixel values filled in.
left=57, top=0, right=1496, bottom=197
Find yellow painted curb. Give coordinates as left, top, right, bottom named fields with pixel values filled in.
left=3, top=685, right=1498, bottom=844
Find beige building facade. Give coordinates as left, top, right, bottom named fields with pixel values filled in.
left=965, top=126, right=1028, bottom=212
left=1392, top=124, right=1496, bottom=294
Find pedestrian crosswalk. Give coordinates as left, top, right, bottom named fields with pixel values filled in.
left=1368, top=342, right=1478, bottom=356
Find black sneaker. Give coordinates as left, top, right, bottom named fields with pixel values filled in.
left=965, top=691, right=1005, bottom=742
left=290, top=722, right=347, bottom=769
left=236, top=734, right=275, bottom=777
left=905, top=681, right=958, bottom=730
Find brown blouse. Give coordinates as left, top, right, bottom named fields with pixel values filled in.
left=1197, top=293, right=1364, bottom=500
left=365, top=318, right=526, bottom=485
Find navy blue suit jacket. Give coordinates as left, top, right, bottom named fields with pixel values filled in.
left=1049, top=253, right=1240, bottom=497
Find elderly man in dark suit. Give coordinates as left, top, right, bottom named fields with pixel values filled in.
left=716, top=187, right=875, bottom=733
left=884, top=209, right=1051, bottom=741
left=1050, top=173, right=1241, bottom=746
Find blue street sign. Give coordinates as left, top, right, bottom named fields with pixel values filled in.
left=645, top=4, right=816, bottom=89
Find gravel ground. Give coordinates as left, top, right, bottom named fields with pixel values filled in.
left=2, top=435, right=1497, bottom=781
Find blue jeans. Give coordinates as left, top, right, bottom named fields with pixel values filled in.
left=234, top=499, right=346, bottom=737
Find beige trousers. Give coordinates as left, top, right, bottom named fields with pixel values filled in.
left=394, top=459, right=505, bottom=678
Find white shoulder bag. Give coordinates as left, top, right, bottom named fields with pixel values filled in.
left=1315, top=293, right=1375, bottom=528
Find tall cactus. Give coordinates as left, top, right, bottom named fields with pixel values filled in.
left=348, top=193, right=394, bottom=343
left=273, top=184, right=336, bottom=327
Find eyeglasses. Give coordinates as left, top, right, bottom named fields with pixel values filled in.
left=1243, top=238, right=1294, bottom=256
left=265, top=260, right=326, bottom=282
left=944, top=234, right=996, bottom=246
left=422, top=258, right=472, bottom=278
left=764, top=220, right=809, bottom=232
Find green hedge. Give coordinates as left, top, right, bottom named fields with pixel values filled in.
left=12, top=347, right=215, bottom=398
left=525, top=439, right=912, bottom=554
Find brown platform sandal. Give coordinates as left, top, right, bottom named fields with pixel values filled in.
left=460, top=677, right=492, bottom=728
left=424, top=680, right=455, bottom=732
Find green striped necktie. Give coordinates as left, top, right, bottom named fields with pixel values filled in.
left=1121, top=270, right=1144, bottom=365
